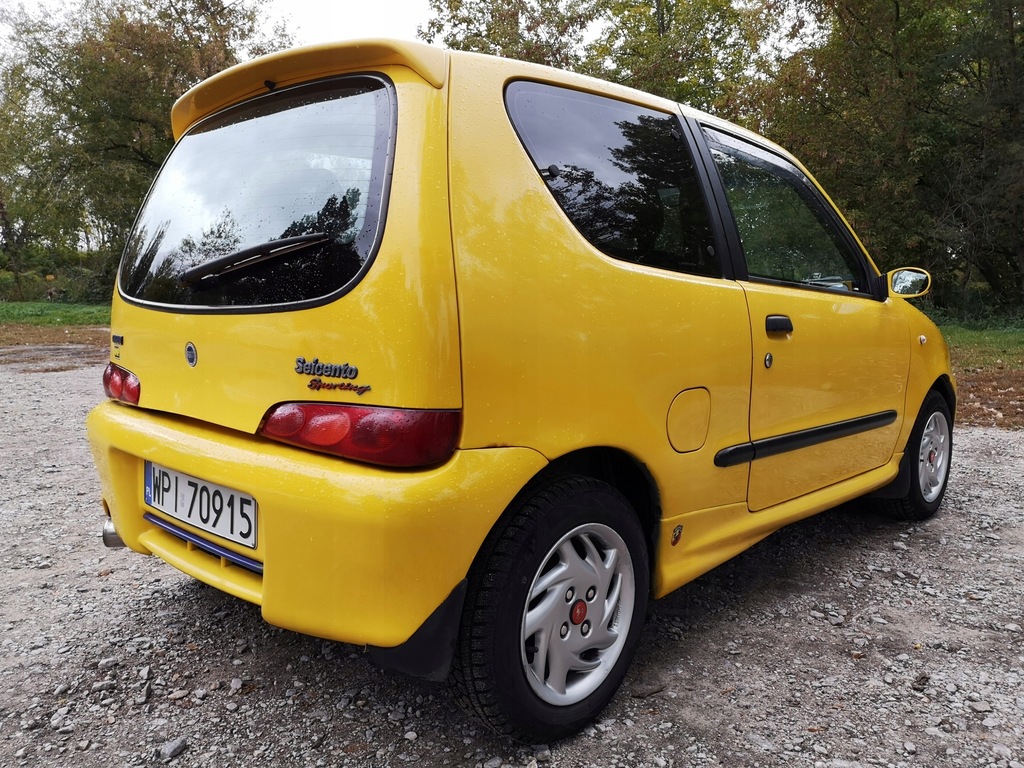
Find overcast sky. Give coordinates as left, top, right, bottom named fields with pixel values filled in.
left=265, top=0, right=433, bottom=46
left=2, top=1, right=435, bottom=50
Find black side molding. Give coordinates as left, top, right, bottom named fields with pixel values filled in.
left=715, top=410, right=898, bottom=468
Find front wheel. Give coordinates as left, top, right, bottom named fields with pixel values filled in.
left=449, top=475, right=649, bottom=742
left=879, top=391, right=953, bottom=520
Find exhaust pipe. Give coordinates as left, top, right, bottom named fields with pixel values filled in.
left=102, top=518, right=126, bottom=548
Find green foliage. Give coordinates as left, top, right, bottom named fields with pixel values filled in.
left=0, top=301, right=111, bottom=326
left=420, top=0, right=602, bottom=69
left=747, top=0, right=1024, bottom=315
left=588, top=0, right=766, bottom=114
left=0, top=0, right=292, bottom=303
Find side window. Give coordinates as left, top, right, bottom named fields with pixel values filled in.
left=505, top=81, right=720, bottom=277
left=706, top=129, right=867, bottom=293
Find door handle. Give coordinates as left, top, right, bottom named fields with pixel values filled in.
left=765, top=315, right=794, bottom=334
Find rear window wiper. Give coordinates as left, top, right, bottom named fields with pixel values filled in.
left=179, top=233, right=331, bottom=285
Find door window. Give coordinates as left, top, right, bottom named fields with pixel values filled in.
left=705, top=128, right=868, bottom=293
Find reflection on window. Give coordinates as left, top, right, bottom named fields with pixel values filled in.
left=506, top=81, right=719, bottom=277
left=119, top=77, right=392, bottom=308
left=708, top=134, right=864, bottom=292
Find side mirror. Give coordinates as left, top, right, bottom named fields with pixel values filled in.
left=888, top=268, right=931, bottom=298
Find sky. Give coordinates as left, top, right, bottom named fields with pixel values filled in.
left=2, top=1, right=435, bottom=49
left=265, top=0, right=433, bottom=46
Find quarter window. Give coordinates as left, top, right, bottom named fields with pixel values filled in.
left=706, top=129, right=867, bottom=293
left=506, top=81, right=720, bottom=277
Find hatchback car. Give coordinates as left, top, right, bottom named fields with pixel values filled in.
left=87, top=39, right=954, bottom=742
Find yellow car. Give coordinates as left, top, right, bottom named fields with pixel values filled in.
left=87, top=39, right=955, bottom=742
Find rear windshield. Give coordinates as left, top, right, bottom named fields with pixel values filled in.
left=119, top=75, right=394, bottom=309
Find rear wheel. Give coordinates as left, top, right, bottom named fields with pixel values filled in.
left=450, top=475, right=649, bottom=742
left=879, top=391, right=952, bottom=520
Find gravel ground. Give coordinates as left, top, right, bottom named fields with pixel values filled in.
left=1, top=345, right=1022, bottom=768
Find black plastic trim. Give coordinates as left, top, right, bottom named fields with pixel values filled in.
left=765, top=314, right=794, bottom=333
left=868, top=449, right=913, bottom=499
left=682, top=115, right=746, bottom=282
left=367, top=579, right=467, bottom=682
left=715, top=410, right=898, bottom=468
left=143, top=512, right=264, bottom=574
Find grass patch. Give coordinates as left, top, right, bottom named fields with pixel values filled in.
left=0, top=301, right=110, bottom=327
left=940, top=324, right=1024, bottom=373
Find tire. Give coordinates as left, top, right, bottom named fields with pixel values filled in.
left=449, top=475, right=649, bottom=742
left=879, top=391, right=953, bottom=520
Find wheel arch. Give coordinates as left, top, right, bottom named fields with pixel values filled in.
left=538, top=447, right=662, bottom=584
left=931, top=374, right=957, bottom=424
left=464, top=447, right=662, bottom=594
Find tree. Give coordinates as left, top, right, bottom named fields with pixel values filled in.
left=0, top=0, right=292, bottom=299
left=0, top=51, right=86, bottom=299
left=421, top=0, right=765, bottom=114
left=589, top=0, right=767, bottom=114
left=419, top=0, right=603, bottom=69
left=747, top=0, right=1024, bottom=312
left=937, top=0, right=1024, bottom=310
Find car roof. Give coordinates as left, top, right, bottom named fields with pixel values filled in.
left=170, top=38, right=792, bottom=168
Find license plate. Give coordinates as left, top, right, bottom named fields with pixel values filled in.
left=144, top=462, right=257, bottom=549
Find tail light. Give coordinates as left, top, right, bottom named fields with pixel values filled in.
left=259, top=403, right=461, bottom=468
left=102, top=363, right=141, bottom=405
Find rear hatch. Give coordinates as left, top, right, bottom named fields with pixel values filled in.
left=110, top=43, right=461, bottom=458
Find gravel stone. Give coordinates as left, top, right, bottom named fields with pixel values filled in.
left=1, top=349, right=1022, bottom=767
left=157, top=736, right=187, bottom=760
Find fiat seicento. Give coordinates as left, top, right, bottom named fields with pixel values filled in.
left=88, top=39, right=955, bottom=741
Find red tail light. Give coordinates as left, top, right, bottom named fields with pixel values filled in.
left=103, top=363, right=141, bottom=405
left=259, top=403, right=461, bottom=467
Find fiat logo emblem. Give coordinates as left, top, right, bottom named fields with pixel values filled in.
left=184, top=342, right=198, bottom=367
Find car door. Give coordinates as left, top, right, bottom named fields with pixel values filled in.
left=699, top=126, right=910, bottom=512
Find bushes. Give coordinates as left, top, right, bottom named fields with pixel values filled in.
left=0, top=247, right=114, bottom=304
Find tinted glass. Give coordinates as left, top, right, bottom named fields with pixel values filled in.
left=119, top=76, right=393, bottom=309
left=506, top=81, right=719, bottom=277
left=706, top=130, right=866, bottom=292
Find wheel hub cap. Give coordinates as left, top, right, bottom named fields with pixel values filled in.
left=520, top=522, right=636, bottom=706
left=570, top=599, right=587, bottom=625
left=918, top=411, right=951, bottom=504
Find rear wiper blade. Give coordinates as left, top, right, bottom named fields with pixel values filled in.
left=179, top=233, right=330, bottom=285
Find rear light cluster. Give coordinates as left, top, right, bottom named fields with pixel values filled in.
left=102, top=363, right=141, bottom=405
left=259, top=403, right=461, bottom=468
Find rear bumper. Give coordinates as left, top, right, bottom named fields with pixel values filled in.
left=86, top=400, right=547, bottom=653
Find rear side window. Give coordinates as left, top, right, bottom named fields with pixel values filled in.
left=119, top=76, right=394, bottom=309
left=505, top=81, right=719, bottom=277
